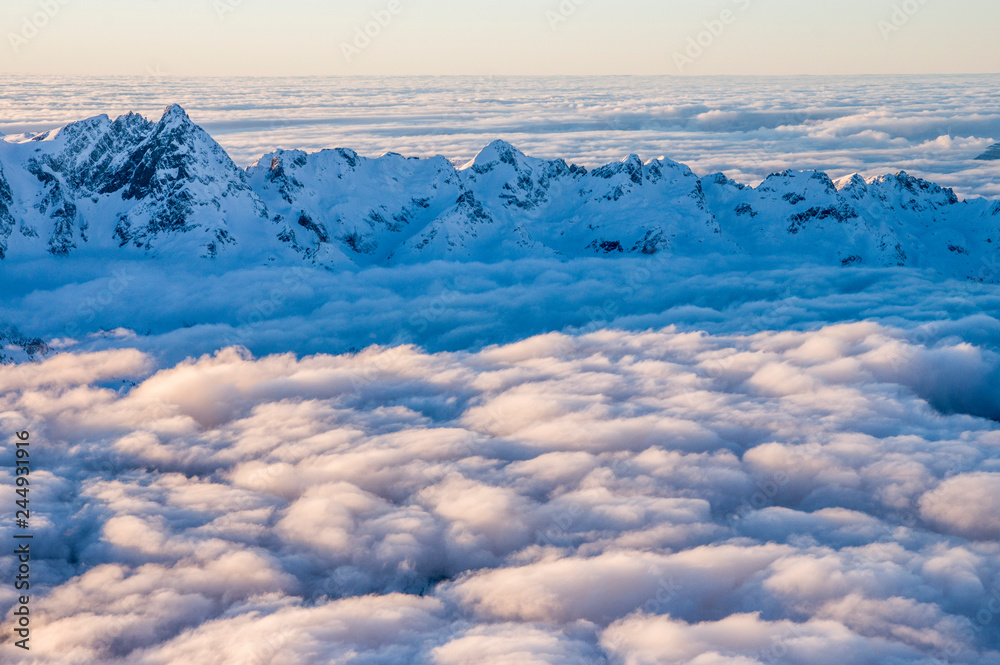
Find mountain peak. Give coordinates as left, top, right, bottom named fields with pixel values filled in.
left=591, top=154, right=644, bottom=183
left=834, top=173, right=867, bottom=188
left=976, top=143, right=1000, bottom=161
left=53, top=113, right=112, bottom=141
left=485, top=138, right=518, bottom=152
left=834, top=173, right=869, bottom=198
left=463, top=139, right=527, bottom=171
left=160, top=104, right=193, bottom=126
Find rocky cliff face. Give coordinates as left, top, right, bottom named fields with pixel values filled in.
left=1, top=105, right=271, bottom=259
left=1, top=106, right=998, bottom=281
left=0, top=163, right=15, bottom=259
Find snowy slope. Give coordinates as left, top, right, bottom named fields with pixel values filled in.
left=0, top=162, right=14, bottom=259
left=245, top=147, right=469, bottom=265
left=0, top=105, right=279, bottom=260
left=702, top=169, right=1000, bottom=280
left=451, top=141, right=730, bottom=259
left=2, top=106, right=999, bottom=280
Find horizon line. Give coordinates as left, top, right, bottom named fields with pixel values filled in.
left=2, top=72, right=999, bottom=80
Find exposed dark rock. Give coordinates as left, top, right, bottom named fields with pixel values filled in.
left=976, top=143, right=1000, bottom=161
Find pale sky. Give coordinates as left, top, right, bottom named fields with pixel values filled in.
left=1, top=0, right=998, bottom=76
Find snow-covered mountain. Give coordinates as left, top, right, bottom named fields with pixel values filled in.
left=2, top=105, right=998, bottom=280
left=977, top=143, right=1000, bottom=161
left=702, top=169, right=1000, bottom=278
left=246, top=139, right=730, bottom=265
left=0, top=104, right=275, bottom=260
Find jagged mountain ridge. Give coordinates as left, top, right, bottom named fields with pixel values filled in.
left=1, top=105, right=998, bottom=280
left=0, top=105, right=276, bottom=260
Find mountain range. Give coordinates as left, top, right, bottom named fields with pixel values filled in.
left=1, top=105, right=998, bottom=281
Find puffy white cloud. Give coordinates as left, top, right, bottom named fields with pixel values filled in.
left=600, top=613, right=946, bottom=665
left=919, top=473, right=1000, bottom=540
left=2, top=322, right=1000, bottom=663
left=446, top=545, right=789, bottom=625
left=430, top=624, right=601, bottom=665
left=132, top=594, right=447, bottom=665
left=0, top=348, right=149, bottom=391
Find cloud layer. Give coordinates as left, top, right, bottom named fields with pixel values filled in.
left=4, top=257, right=1000, bottom=370
left=2, top=323, right=1000, bottom=663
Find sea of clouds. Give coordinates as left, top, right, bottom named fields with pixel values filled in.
left=1, top=75, right=999, bottom=197
left=2, top=256, right=1000, bottom=663
left=2, top=320, right=1000, bottom=663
